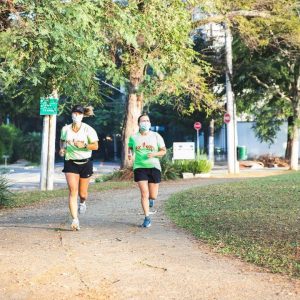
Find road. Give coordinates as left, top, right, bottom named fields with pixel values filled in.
left=0, top=160, right=120, bottom=190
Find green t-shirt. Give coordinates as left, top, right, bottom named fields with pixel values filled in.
left=128, top=131, right=165, bottom=170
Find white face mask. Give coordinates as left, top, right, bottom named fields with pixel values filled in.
left=139, top=121, right=151, bottom=132
left=72, top=113, right=83, bottom=124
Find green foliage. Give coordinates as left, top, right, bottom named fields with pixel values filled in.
left=20, top=132, right=42, bottom=163
left=0, top=125, right=41, bottom=163
left=0, top=1, right=106, bottom=106
left=165, top=172, right=300, bottom=277
left=0, top=124, right=22, bottom=162
left=196, top=0, right=300, bottom=146
left=233, top=35, right=297, bottom=144
left=174, top=159, right=212, bottom=175
left=160, top=148, right=180, bottom=180
left=101, top=0, right=214, bottom=112
left=0, top=176, right=13, bottom=207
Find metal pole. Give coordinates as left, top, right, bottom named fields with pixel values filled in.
left=46, top=114, right=57, bottom=190
left=113, top=133, right=118, bottom=161
left=208, top=119, right=214, bottom=165
left=224, top=22, right=239, bottom=174
left=196, top=129, right=200, bottom=160
left=40, top=115, right=49, bottom=190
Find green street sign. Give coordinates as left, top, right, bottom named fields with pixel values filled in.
left=40, top=97, right=58, bottom=115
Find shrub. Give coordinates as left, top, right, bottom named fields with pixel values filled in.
left=0, top=176, right=13, bottom=207
left=161, top=159, right=180, bottom=180
left=160, top=148, right=180, bottom=180
left=20, top=132, right=42, bottom=163
left=0, top=124, right=22, bottom=162
left=174, top=159, right=212, bottom=175
left=95, top=168, right=133, bottom=182
left=191, top=159, right=212, bottom=174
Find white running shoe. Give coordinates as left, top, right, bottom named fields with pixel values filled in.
left=71, top=218, right=80, bottom=231
left=78, top=202, right=86, bottom=215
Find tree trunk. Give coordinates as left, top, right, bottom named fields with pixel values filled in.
left=290, top=69, right=300, bottom=170
left=290, top=115, right=299, bottom=170
left=285, top=116, right=293, bottom=160
left=121, top=62, right=144, bottom=168
left=121, top=92, right=143, bottom=168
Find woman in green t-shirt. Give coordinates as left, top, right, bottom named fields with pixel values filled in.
left=128, top=113, right=166, bottom=228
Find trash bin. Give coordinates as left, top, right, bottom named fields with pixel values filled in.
left=237, top=146, right=247, bottom=160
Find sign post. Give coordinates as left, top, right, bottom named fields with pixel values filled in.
left=194, top=122, right=202, bottom=160
left=40, top=95, right=58, bottom=191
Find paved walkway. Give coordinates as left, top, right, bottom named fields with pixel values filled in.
left=0, top=176, right=299, bottom=299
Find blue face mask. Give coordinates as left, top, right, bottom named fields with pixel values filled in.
left=139, top=121, right=151, bottom=132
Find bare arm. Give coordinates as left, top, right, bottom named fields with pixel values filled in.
left=59, top=139, right=66, bottom=157
left=147, top=147, right=167, bottom=158
left=128, top=147, right=133, bottom=160
left=74, top=140, right=99, bottom=150
left=86, top=141, right=98, bottom=151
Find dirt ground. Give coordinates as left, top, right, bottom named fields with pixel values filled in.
left=0, top=175, right=299, bottom=300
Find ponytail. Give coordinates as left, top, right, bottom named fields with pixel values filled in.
left=83, top=106, right=95, bottom=117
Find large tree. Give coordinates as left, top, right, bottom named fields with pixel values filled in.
left=0, top=1, right=217, bottom=168
left=233, top=38, right=294, bottom=153
left=232, top=1, right=300, bottom=169
left=0, top=0, right=106, bottom=117
left=195, top=0, right=300, bottom=169
left=99, top=0, right=214, bottom=167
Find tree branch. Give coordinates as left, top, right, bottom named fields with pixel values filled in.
left=250, top=74, right=292, bottom=102
left=193, top=10, right=271, bottom=28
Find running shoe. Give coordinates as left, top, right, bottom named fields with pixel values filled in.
left=78, top=202, right=86, bottom=215
left=71, top=218, right=80, bottom=231
left=142, top=216, right=151, bottom=228
left=149, top=199, right=155, bottom=208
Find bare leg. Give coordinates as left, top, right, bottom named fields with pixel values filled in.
left=79, top=177, right=91, bottom=203
left=137, top=181, right=150, bottom=216
left=149, top=183, right=159, bottom=200
left=65, top=173, right=80, bottom=219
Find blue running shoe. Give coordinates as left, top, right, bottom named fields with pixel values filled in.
left=142, top=217, right=151, bottom=228
left=149, top=199, right=155, bottom=208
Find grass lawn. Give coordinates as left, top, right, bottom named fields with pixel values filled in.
left=165, top=172, right=300, bottom=277
left=1, top=181, right=133, bottom=208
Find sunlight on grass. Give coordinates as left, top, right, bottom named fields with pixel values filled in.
left=165, top=172, right=300, bottom=277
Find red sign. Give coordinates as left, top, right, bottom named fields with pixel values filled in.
left=224, top=113, right=231, bottom=124
left=194, top=122, right=202, bottom=130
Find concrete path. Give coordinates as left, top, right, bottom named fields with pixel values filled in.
left=0, top=178, right=299, bottom=299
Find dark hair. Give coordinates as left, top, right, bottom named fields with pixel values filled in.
left=72, top=105, right=84, bottom=114
left=138, top=113, right=150, bottom=124
left=71, top=105, right=94, bottom=117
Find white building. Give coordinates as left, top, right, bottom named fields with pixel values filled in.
left=214, top=121, right=296, bottom=158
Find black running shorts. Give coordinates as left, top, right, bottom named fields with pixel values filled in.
left=133, top=168, right=161, bottom=183
left=62, top=159, right=93, bottom=178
